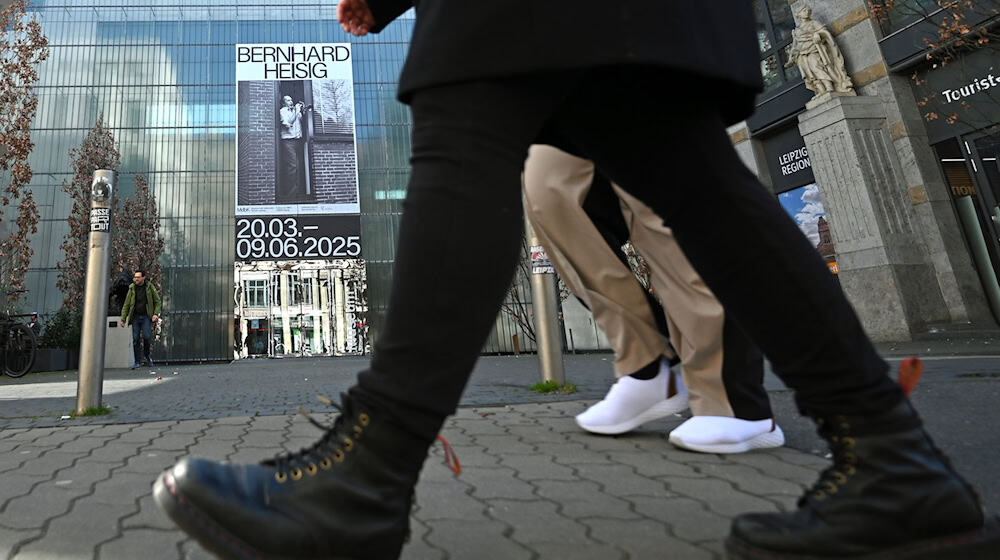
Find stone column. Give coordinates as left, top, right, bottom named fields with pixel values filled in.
left=798, top=95, right=949, bottom=340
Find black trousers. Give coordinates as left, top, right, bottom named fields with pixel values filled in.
left=279, top=139, right=303, bottom=199
left=353, top=68, right=901, bottom=440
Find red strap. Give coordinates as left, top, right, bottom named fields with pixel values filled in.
left=437, top=435, right=461, bottom=476
left=898, top=357, right=923, bottom=396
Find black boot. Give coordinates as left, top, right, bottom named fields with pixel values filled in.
left=726, top=400, right=1000, bottom=559
left=153, top=393, right=431, bottom=560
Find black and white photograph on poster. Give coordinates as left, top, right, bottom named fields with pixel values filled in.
left=236, top=43, right=360, bottom=217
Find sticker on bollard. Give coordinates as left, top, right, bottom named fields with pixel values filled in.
left=90, top=208, right=110, bottom=232
left=530, top=244, right=555, bottom=274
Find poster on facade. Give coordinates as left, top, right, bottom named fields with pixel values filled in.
left=235, top=43, right=361, bottom=260
left=778, top=183, right=838, bottom=274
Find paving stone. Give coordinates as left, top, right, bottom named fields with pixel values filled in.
left=423, top=519, right=532, bottom=560
left=487, top=499, right=590, bottom=545
left=727, top=451, right=824, bottom=485
left=400, top=516, right=446, bottom=560
left=576, top=434, right=641, bottom=452
left=99, top=528, right=183, bottom=560
left=238, top=430, right=287, bottom=448
left=118, top=450, right=185, bottom=475
left=531, top=542, right=627, bottom=559
left=546, top=442, right=615, bottom=465
left=249, top=415, right=290, bottom=430
left=226, top=448, right=274, bottom=464
left=532, top=480, right=639, bottom=520
left=437, top=426, right=475, bottom=446
left=122, top=494, right=176, bottom=530
left=535, top=416, right=580, bottom=433
left=14, top=502, right=126, bottom=558
left=3, top=480, right=92, bottom=529
left=578, top=464, right=673, bottom=498
left=57, top=435, right=117, bottom=454
left=146, top=433, right=198, bottom=452
left=504, top=424, right=568, bottom=443
left=585, top=518, right=714, bottom=560
left=4, top=428, right=58, bottom=442
left=471, top=435, right=535, bottom=455
left=0, top=526, right=42, bottom=559
left=91, top=472, right=156, bottom=506
left=197, top=425, right=246, bottom=441
left=46, top=460, right=114, bottom=490
left=170, top=419, right=214, bottom=434
left=184, top=439, right=238, bottom=461
left=87, top=442, right=145, bottom=464
left=630, top=495, right=732, bottom=543
left=0, top=428, right=31, bottom=439
left=433, top=443, right=498, bottom=469
left=695, top=463, right=805, bottom=496
left=453, top=418, right=509, bottom=436
left=412, top=479, right=487, bottom=521
left=460, top=466, right=538, bottom=500
left=16, top=451, right=86, bottom=477
left=498, top=454, right=576, bottom=481
left=213, top=416, right=252, bottom=425
left=0, top=473, right=50, bottom=511
left=21, top=430, right=78, bottom=448
left=117, top=428, right=172, bottom=444
left=613, top=450, right=707, bottom=478
left=666, top=478, right=779, bottom=517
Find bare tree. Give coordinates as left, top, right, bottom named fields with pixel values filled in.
left=870, top=0, right=1000, bottom=127
left=112, top=173, right=165, bottom=285
left=0, top=0, right=47, bottom=302
left=57, top=116, right=121, bottom=310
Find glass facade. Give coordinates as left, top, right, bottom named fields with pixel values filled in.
left=23, top=1, right=416, bottom=361
left=753, top=0, right=801, bottom=97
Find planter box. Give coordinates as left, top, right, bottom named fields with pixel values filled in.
left=30, top=348, right=70, bottom=372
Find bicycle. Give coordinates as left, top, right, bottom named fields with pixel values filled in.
left=1, top=290, right=38, bottom=378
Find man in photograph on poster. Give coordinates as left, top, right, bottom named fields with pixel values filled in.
left=279, top=95, right=305, bottom=201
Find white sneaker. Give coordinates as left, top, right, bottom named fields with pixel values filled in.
left=575, top=360, right=689, bottom=435
left=668, top=416, right=785, bottom=454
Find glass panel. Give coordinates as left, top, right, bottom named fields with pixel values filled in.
left=768, top=0, right=795, bottom=44
left=753, top=0, right=772, bottom=52
left=782, top=46, right=801, bottom=82
left=760, top=54, right=782, bottom=92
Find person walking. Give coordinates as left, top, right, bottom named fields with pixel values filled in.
left=524, top=145, right=784, bottom=453
left=154, top=2, right=999, bottom=559
left=120, top=270, right=161, bottom=369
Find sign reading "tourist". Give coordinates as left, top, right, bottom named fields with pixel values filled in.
left=941, top=73, right=999, bottom=104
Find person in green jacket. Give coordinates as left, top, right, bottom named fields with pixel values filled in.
left=119, top=270, right=161, bottom=369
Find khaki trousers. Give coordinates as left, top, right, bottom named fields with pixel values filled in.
left=523, top=145, right=768, bottom=418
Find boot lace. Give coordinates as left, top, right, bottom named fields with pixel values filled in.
left=802, top=418, right=857, bottom=504
left=263, top=394, right=369, bottom=484
left=264, top=394, right=462, bottom=484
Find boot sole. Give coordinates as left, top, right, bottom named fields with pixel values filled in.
left=669, top=425, right=786, bottom=454
left=575, top=394, right=689, bottom=435
left=153, top=470, right=359, bottom=560
left=725, top=515, right=1000, bottom=559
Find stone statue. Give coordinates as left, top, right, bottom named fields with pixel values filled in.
left=785, top=4, right=855, bottom=107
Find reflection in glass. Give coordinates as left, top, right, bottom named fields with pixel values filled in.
left=753, top=0, right=772, bottom=52
left=768, top=0, right=795, bottom=44
left=761, top=55, right=781, bottom=92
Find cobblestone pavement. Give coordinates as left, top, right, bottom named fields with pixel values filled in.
left=0, top=401, right=831, bottom=560
left=2, top=353, right=999, bottom=559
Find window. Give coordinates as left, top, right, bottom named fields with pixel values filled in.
left=754, top=0, right=802, bottom=96
left=245, top=279, right=267, bottom=308
left=870, top=0, right=943, bottom=36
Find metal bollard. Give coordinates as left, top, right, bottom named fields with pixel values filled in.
left=76, top=170, right=116, bottom=414
left=525, top=215, right=565, bottom=385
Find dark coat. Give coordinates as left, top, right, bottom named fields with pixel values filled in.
left=368, top=1, right=762, bottom=124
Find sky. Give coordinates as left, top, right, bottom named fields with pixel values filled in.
left=778, top=183, right=825, bottom=247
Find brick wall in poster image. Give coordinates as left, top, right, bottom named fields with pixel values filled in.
left=237, top=81, right=278, bottom=206
left=312, top=141, right=358, bottom=204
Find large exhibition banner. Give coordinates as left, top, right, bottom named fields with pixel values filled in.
left=235, top=43, right=361, bottom=260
